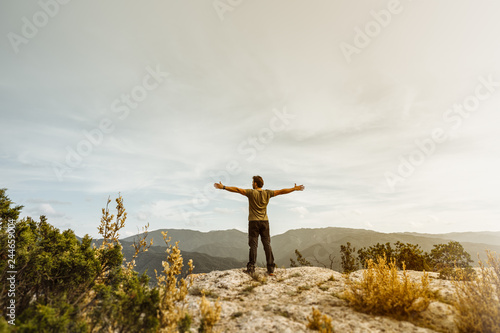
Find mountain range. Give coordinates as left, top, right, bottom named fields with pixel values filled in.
left=117, top=227, right=500, bottom=282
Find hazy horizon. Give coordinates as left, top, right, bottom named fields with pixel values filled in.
left=2, top=1, right=500, bottom=238
left=109, top=225, right=500, bottom=241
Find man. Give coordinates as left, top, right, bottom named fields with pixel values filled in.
left=214, top=175, right=305, bottom=276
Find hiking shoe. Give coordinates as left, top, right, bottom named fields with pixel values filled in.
left=267, top=272, right=275, bottom=276
left=243, top=269, right=255, bottom=275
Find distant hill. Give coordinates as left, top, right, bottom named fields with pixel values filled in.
left=402, top=231, right=500, bottom=247
left=121, top=227, right=500, bottom=272
left=122, top=228, right=247, bottom=252
left=122, top=228, right=259, bottom=262
left=91, top=239, right=246, bottom=284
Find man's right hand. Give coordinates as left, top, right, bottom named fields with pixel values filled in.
left=294, top=183, right=305, bottom=191
left=275, top=184, right=305, bottom=196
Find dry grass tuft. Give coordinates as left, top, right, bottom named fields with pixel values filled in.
left=453, top=251, right=500, bottom=333
left=344, top=255, right=433, bottom=320
left=307, top=307, right=334, bottom=333
left=199, top=295, right=221, bottom=333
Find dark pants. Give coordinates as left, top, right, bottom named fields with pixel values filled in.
left=247, top=220, right=275, bottom=273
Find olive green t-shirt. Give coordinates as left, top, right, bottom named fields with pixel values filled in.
left=245, top=189, right=275, bottom=221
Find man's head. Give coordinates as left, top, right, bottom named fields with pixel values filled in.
left=252, top=175, right=264, bottom=189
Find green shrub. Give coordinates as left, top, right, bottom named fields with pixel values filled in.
left=357, top=242, right=394, bottom=268
left=357, top=241, right=431, bottom=271
left=0, top=216, right=103, bottom=322
left=340, top=242, right=357, bottom=273
left=394, top=241, right=431, bottom=271
left=428, top=241, right=474, bottom=279
left=17, top=302, right=87, bottom=333
left=178, top=313, right=192, bottom=333
left=0, top=188, right=23, bottom=222
left=0, top=317, right=9, bottom=333
left=0, top=189, right=220, bottom=332
left=87, top=269, right=159, bottom=332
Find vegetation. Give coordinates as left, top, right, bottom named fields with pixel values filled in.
left=394, top=241, right=430, bottom=271
left=0, top=189, right=220, bottom=332
left=294, top=239, right=474, bottom=277
left=353, top=240, right=475, bottom=279
left=0, top=189, right=23, bottom=222
left=453, top=251, right=500, bottom=332
left=428, top=241, right=475, bottom=280
left=4, top=187, right=500, bottom=332
left=307, top=307, right=334, bottom=333
left=344, top=256, right=434, bottom=320
left=357, top=241, right=430, bottom=271
left=198, top=295, right=221, bottom=333
left=289, top=249, right=312, bottom=267
left=340, top=242, right=358, bottom=273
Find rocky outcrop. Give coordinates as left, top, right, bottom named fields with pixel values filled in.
left=185, top=267, right=458, bottom=332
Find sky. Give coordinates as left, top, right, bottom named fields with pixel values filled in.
left=1, top=0, right=499, bottom=238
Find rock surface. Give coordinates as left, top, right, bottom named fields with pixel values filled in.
left=185, top=267, right=458, bottom=333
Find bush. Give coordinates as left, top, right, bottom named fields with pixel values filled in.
left=357, top=241, right=430, bottom=271
left=454, top=251, right=500, bottom=332
left=429, top=241, right=474, bottom=280
left=0, top=194, right=160, bottom=332
left=357, top=242, right=394, bottom=268
left=345, top=255, right=433, bottom=320
left=178, top=313, right=192, bottom=333
left=340, top=242, right=357, bottom=273
left=87, top=269, right=160, bottom=332
left=0, top=317, right=9, bottom=333
left=394, top=241, right=430, bottom=271
left=17, top=302, right=87, bottom=333
left=0, top=216, right=103, bottom=326
left=0, top=189, right=220, bottom=332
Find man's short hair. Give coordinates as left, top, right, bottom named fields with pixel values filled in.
left=253, top=175, right=264, bottom=188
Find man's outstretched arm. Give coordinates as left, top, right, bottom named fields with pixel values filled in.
left=274, top=183, right=305, bottom=196
left=214, top=181, right=246, bottom=196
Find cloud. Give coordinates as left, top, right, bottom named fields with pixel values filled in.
left=39, top=204, right=56, bottom=215
left=214, top=207, right=234, bottom=214
left=1, top=1, right=500, bottom=237
left=25, top=199, right=71, bottom=205
left=290, top=206, right=309, bottom=218
left=23, top=203, right=67, bottom=220
left=123, top=230, right=136, bottom=237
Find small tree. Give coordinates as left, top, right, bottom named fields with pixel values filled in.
left=340, top=242, right=358, bottom=273
left=429, top=241, right=474, bottom=279
left=290, top=249, right=312, bottom=267
left=0, top=188, right=23, bottom=223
